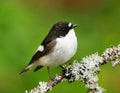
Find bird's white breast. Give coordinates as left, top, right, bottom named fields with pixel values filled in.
left=39, top=29, right=77, bottom=66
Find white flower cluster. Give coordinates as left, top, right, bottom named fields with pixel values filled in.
left=102, top=44, right=120, bottom=67
left=65, top=53, right=105, bottom=93
left=64, top=61, right=81, bottom=82
left=80, top=53, right=104, bottom=93
left=25, top=82, right=52, bottom=93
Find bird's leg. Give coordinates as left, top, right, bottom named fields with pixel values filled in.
left=47, top=67, right=52, bottom=80
left=59, top=65, right=65, bottom=70
left=59, top=65, right=67, bottom=73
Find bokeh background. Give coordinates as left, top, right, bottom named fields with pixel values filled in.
left=0, top=0, right=120, bottom=93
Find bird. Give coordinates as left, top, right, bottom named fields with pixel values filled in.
left=19, top=21, right=78, bottom=76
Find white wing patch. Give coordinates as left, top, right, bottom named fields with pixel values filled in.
left=68, top=22, right=72, bottom=27
left=37, top=45, right=44, bottom=52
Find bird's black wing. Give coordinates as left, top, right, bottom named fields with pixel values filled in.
left=19, top=29, right=57, bottom=74
left=28, top=29, right=57, bottom=65
left=28, top=39, right=57, bottom=65
left=19, top=39, right=57, bottom=74
left=28, top=29, right=56, bottom=65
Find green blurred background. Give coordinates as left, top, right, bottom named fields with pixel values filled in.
left=0, top=0, right=120, bottom=93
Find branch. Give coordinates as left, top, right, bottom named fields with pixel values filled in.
left=25, top=44, right=120, bottom=93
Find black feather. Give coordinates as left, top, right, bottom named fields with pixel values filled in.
left=33, top=65, right=43, bottom=72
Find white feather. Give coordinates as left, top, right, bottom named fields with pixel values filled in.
left=37, top=45, right=44, bottom=52
left=68, top=22, right=72, bottom=27
left=38, top=28, right=77, bottom=66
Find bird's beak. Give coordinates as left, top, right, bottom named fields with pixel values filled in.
left=72, top=24, right=78, bottom=28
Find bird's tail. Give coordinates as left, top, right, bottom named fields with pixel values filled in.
left=19, top=64, right=33, bottom=74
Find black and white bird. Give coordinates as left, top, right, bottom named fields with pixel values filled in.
left=19, top=21, right=78, bottom=75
